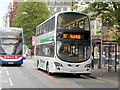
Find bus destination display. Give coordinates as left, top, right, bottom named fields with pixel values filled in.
left=62, top=33, right=84, bottom=40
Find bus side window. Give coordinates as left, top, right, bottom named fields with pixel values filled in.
left=47, top=43, right=54, bottom=57
left=50, top=43, right=54, bottom=57
left=40, top=43, right=54, bottom=57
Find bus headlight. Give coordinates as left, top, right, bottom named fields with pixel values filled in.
left=85, top=64, right=91, bottom=68
left=85, top=64, right=91, bottom=71
left=54, top=62, right=63, bottom=70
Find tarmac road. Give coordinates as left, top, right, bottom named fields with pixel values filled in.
left=0, top=58, right=118, bottom=89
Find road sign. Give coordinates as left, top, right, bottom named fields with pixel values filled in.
left=32, top=36, right=36, bottom=46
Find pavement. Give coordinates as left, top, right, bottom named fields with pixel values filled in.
left=91, top=65, right=119, bottom=86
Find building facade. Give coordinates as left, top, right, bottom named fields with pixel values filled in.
left=2, top=14, right=9, bottom=27
left=9, top=0, right=20, bottom=27
left=45, top=0, right=71, bottom=14
left=3, top=0, right=20, bottom=27
left=4, top=0, right=71, bottom=27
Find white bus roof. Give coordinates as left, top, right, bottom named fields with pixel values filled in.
left=36, top=11, right=87, bottom=28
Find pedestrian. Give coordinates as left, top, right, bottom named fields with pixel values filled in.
left=91, top=52, right=94, bottom=69
left=31, top=50, right=34, bottom=58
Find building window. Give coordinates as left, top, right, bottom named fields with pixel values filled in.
left=56, top=7, right=61, bottom=12
left=50, top=7, right=55, bottom=12
left=63, top=7, right=67, bottom=11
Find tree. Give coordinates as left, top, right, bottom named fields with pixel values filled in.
left=83, top=2, right=120, bottom=45
left=71, top=0, right=79, bottom=11
left=13, top=1, right=51, bottom=49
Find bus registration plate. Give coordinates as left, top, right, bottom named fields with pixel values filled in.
left=8, top=62, right=14, bottom=64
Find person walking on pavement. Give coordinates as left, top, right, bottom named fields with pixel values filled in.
left=31, top=50, right=34, bottom=58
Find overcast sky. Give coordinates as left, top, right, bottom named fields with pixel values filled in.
left=0, top=0, right=12, bottom=28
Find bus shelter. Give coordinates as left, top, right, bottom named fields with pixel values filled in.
left=92, top=40, right=119, bottom=72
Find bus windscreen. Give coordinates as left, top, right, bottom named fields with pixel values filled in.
left=56, top=12, right=91, bottom=63
left=0, top=30, right=23, bottom=55
left=57, top=12, right=90, bottom=31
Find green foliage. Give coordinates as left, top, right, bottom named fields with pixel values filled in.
left=83, top=2, right=120, bottom=45
left=71, top=1, right=79, bottom=11
left=13, top=2, right=51, bottom=49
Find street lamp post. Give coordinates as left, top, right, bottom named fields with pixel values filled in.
left=99, top=10, right=108, bottom=77
left=100, top=18, right=103, bottom=77
left=97, top=14, right=104, bottom=77
left=22, top=12, right=32, bottom=50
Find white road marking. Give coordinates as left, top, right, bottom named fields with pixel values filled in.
left=1, top=67, right=7, bottom=71
left=9, top=78, right=13, bottom=86
left=6, top=71, right=9, bottom=76
left=0, top=67, right=14, bottom=86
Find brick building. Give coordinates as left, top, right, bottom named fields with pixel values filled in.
left=9, top=0, right=20, bottom=27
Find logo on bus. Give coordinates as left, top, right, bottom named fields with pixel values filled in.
left=1, top=55, right=22, bottom=59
